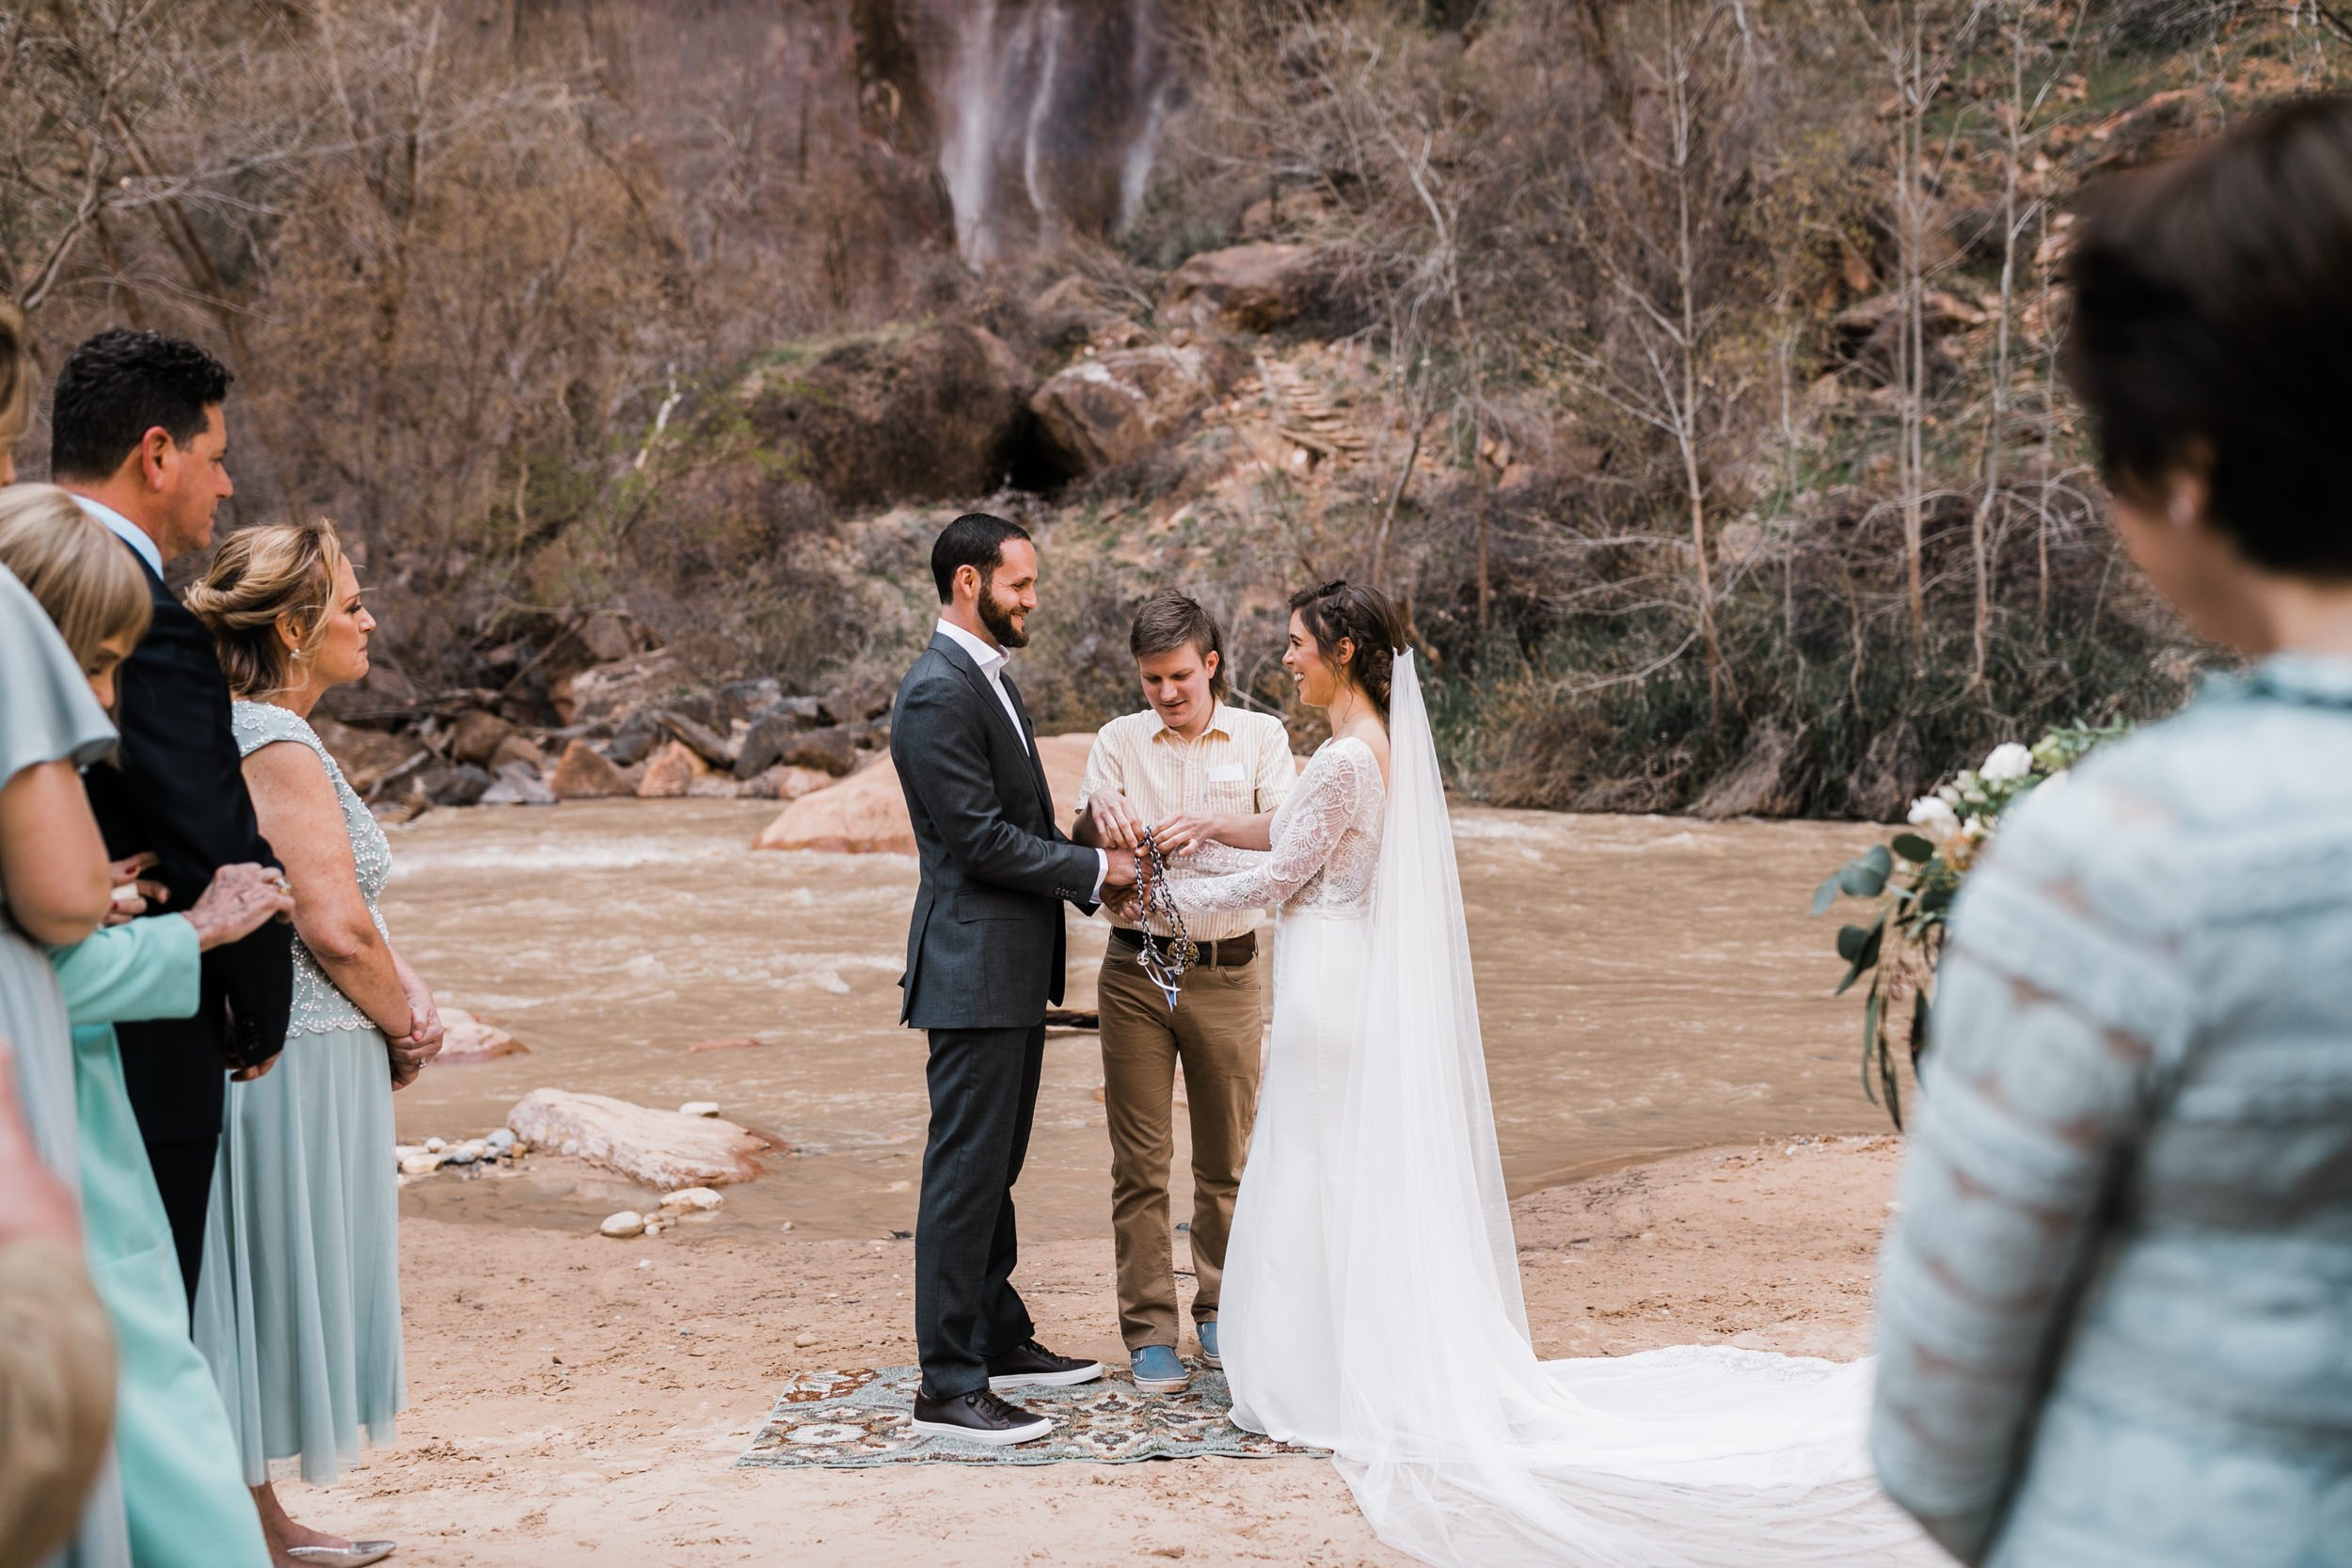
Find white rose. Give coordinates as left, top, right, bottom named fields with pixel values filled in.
left=1907, top=796, right=1962, bottom=838
left=1980, top=741, right=2035, bottom=782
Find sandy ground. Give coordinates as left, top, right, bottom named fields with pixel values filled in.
left=277, top=1133, right=1904, bottom=1567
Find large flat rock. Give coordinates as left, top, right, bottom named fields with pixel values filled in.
left=755, top=733, right=1093, bottom=855
left=506, top=1089, right=771, bottom=1188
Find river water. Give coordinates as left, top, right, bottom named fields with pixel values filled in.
left=385, top=799, right=1894, bottom=1241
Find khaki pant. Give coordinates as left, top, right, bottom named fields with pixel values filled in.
left=1098, top=946, right=1263, bottom=1351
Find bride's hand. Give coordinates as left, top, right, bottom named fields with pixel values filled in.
left=1151, top=811, right=1225, bottom=856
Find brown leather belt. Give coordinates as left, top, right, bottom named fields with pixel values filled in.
left=1107, top=926, right=1257, bottom=967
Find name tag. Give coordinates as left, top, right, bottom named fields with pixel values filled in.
left=1207, top=763, right=1246, bottom=784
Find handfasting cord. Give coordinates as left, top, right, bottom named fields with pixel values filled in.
left=1134, top=827, right=1196, bottom=1011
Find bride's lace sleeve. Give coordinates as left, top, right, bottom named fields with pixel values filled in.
left=1177, top=841, right=1263, bottom=877
left=1167, top=743, right=1373, bottom=914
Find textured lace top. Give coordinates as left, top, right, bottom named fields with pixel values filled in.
left=1871, top=655, right=2352, bottom=1566
left=1168, top=736, right=1385, bottom=918
left=231, top=702, right=390, bottom=1037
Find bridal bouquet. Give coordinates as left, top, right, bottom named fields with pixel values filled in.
left=1815, top=720, right=2131, bottom=1128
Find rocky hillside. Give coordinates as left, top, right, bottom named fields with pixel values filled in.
left=14, top=0, right=2343, bottom=817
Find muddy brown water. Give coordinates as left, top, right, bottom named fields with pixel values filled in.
left=385, top=799, right=1894, bottom=1242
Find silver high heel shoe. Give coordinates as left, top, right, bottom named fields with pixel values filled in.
left=284, top=1544, right=396, bottom=1567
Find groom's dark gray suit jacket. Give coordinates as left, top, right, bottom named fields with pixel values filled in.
left=891, top=631, right=1099, bottom=1029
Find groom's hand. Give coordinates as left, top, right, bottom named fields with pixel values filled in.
left=1102, top=848, right=1139, bottom=890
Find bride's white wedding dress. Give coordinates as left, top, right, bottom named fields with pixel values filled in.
left=1167, top=656, right=1935, bottom=1568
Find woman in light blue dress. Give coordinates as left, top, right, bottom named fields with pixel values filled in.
left=186, top=520, right=443, bottom=1567
left=1872, top=100, right=2352, bottom=1566
left=0, top=552, right=130, bottom=1568
left=2, top=483, right=290, bottom=1568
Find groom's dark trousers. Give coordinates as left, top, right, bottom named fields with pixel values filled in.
left=914, top=1023, right=1047, bottom=1395
left=891, top=630, right=1100, bottom=1402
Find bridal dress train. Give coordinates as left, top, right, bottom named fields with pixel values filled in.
left=1168, top=657, right=1936, bottom=1568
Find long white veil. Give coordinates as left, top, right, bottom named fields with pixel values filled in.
left=1327, top=653, right=1933, bottom=1567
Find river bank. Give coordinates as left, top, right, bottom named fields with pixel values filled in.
left=286, top=1134, right=1902, bottom=1567
left=382, top=799, right=1897, bottom=1242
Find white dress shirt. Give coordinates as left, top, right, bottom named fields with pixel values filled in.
left=931, top=615, right=1107, bottom=900
left=74, top=496, right=164, bottom=578
left=932, top=615, right=1027, bottom=753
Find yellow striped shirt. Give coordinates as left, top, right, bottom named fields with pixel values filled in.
left=1077, top=703, right=1297, bottom=941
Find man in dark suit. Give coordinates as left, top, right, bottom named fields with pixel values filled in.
left=51, top=329, right=291, bottom=1307
left=890, top=513, right=1139, bottom=1445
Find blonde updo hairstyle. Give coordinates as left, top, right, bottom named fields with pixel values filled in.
left=185, top=518, right=348, bottom=700
left=0, top=484, right=152, bottom=666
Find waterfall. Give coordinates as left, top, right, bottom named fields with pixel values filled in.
left=926, top=0, right=1171, bottom=266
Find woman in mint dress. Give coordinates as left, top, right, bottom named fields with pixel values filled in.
left=187, top=520, right=441, bottom=1567
left=0, top=549, right=130, bottom=1568
left=1, top=484, right=291, bottom=1568
left=1872, top=101, right=2352, bottom=1566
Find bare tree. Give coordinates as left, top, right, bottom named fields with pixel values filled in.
left=1563, top=0, right=1764, bottom=721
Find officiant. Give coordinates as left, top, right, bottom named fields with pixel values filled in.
left=1073, top=593, right=1295, bottom=1394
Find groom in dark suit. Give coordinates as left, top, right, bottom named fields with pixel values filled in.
left=51, top=329, right=292, bottom=1307
left=890, top=513, right=1138, bottom=1444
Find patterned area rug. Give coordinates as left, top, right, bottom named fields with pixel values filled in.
left=736, top=1362, right=1330, bottom=1468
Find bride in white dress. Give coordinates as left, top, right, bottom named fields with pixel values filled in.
left=1122, top=582, right=1934, bottom=1568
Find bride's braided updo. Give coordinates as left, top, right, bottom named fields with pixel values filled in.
left=184, top=518, right=346, bottom=700
left=1288, top=579, right=1406, bottom=718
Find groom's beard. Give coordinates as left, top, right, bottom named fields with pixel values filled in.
left=979, top=585, right=1029, bottom=649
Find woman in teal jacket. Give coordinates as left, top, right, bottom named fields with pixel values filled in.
left=1, top=487, right=292, bottom=1568
left=1871, top=98, right=2352, bottom=1567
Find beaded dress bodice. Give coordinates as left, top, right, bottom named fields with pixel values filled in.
left=1169, top=736, right=1386, bottom=918
left=231, top=702, right=389, bottom=1037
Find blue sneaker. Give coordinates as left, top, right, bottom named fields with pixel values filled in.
left=1129, top=1343, right=1189, bottom=1394
left=1196, top=1321, right=1221, bottom=1369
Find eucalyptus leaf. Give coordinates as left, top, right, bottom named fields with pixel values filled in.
left=1810, top=874, right=1843, bottom=917
left=1891, top=832, right=1936, bottom=863
left=1837, top=845, right=1893, bottom=898
left=1835, top=911, right=1888, bottom=994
